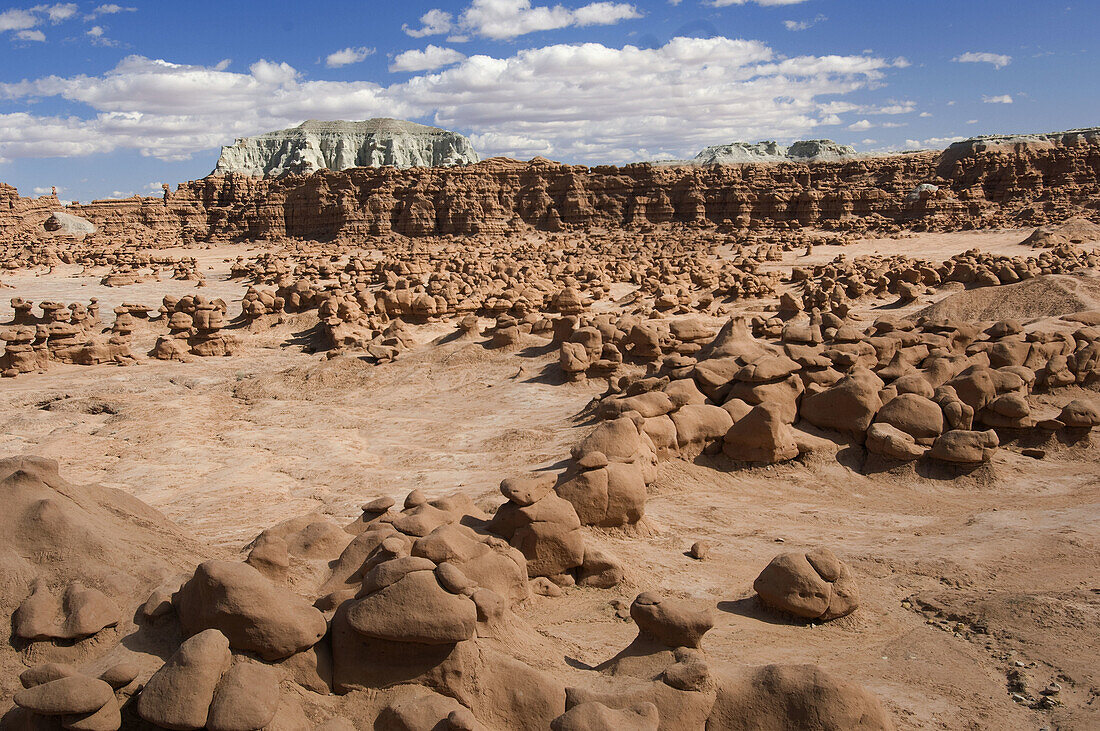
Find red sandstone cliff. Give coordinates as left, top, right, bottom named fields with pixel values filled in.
left=0, top=184, right=64, bottom=238
left=4, top=130, right=1099, bottom=244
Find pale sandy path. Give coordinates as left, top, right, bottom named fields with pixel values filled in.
left=0, top=338, right=600, bottom=550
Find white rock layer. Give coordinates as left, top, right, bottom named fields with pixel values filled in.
left=43, top=211, right=96, bottom=238
left=692, top=139, right=858, bottom=166
left=213, top=118, right=480, bottom=177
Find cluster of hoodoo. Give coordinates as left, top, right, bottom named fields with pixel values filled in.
left=589, top=309, right=1099, bottom=474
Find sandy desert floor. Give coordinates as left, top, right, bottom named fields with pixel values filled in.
left=1, top=229, right=1098, bottom=729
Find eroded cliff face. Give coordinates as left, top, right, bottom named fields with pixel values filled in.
left=691, top=139, right=858, bottom=166
left=0, top=184, right=63, bottom=238
left=4, top=129, right=1099, bottom=245
left=212, top=118, right=481, bottom=177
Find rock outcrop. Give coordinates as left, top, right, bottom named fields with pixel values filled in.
left=42, top=211, right=96, bottom=238
left=691, top=139, right=858, bottom=166
left=212, top=118, right=480, bottom=177
left=0, top=128, right=1098, bottom=244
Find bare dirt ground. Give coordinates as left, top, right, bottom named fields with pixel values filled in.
left=1, top=229, right=1097, bottom=729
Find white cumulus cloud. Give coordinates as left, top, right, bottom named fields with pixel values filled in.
left=784, top=15, right=825, bottom=31
left=391, top=37, right=894, bottom=161
left=712, top=0, right=811, bottom=6
left=869, top=102, right=915, bottom=115
left=90, top=4, right=137, bottom=16
left=38, top=3, right=78, bottom=23
left=3, top=3, right=129, bottom=43
left=0, top=37, right=898, bottom=165
left=953, top=51, right=1011, bottom=69
left=325, top=46, right=375, bottom=68
left=406, top=0, right=641, bottom=41
left=982, top=94, right=1013, bottom=104
left=390, top=45, right=467, bottom=73
left=0, top=9, right=39, bottom=32
left=404, top=9, right=454, bottom=38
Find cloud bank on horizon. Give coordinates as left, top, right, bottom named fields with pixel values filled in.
left=0, top=40, right=908, bottom=164
left=0, top=0, right=1094, bottom=200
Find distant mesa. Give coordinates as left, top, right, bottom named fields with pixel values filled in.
left=690, top=139, right=858, bottom=166
left=646, top=138, right=860, bottom=167
left=212, top=118, right=481, bottom=178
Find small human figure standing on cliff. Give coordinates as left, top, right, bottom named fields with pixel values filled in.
left=162, top=183, right=170, bottom=204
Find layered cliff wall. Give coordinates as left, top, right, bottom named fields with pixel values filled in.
left=4, top=129, right=1099, bottom=245
left=213, top=118, right=480, bottom=177
left=0, top=184, right=64, bottom=238
left=691, top=139, right=858, bottom=166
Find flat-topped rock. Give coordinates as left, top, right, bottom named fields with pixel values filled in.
left=691, top=139, right=858, bottom=166
left=213, top=118, right=480, bottom=177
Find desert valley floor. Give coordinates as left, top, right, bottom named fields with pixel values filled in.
left=1, top=225, right=1097, bottom=730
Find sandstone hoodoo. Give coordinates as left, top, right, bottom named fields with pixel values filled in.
left=212, top=118, right=481, bottom=177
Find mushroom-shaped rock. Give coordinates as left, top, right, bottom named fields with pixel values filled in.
left=344, top=564, right=477, bottom=644
left=98, top=662, right=140, bottom=690
left=206, top=662, right=281, bottom=731
left=577, top=547, right=625, bottom=589
left=928, top=429, right=999, bottom=464
left=60, top=582, right=121, bottom=639
left=500, top=474, right=556, bottom=507
left=552, top=701, right=660, bottom=731
left=723, top=402, right=799, bottom=464
left=865, top=423, right=926, bottom=461
left=14, top=675, right=114, bottom=716
left=709, top=663, right=894, bottom=731
left=630, top=592, right=714, bottom=649
left=1059, top=399, right=1100, bottom=428
left=19, top=663, right=78, bottom=689
left=670, top=404, right=733, bottom=453
left=601, top=391, right=675, bottom=419
left=555, top=461, right=646, bottom=527
left=362, top=495, right=396, bottom=513
left=572, top=416, right=648, bottom=463
left=980, top=392, right=1033, bottom=428
left=137, top=629, right=232, bottom=731
left=14, top=580, right=121, bottom=641
left=489, top=489, right=585, bottom=578
left=753, top=548, right=859, bottom=621
left=174, top=560, right=327, bottom=661
left=736, top=355, right=800, bottom=383
left=411, top=523, right=529, bottom=605
left=560, top=341, right=590, bottom=377
left=359, top=555, right=437, bottom=595
left=873, top=393, right=944, bottom=442
left=663, top=378, right=707, bottom=408
left=670, top=318, right=714, bottom=342
left=59, top=696, right=122, bottom=730
left=800, top=369, right=883, bottom=439
left=945, top=367, right=997, bottom=413
left=376, top=693, right=485, bottom=731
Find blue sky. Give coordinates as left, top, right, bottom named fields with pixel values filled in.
left=0, top=0, right=1095, bottom=202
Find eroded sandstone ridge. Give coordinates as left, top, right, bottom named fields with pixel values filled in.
left=212, top=118, right=481, bottom=177
left=2, top=128, right=1098, bottom=245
